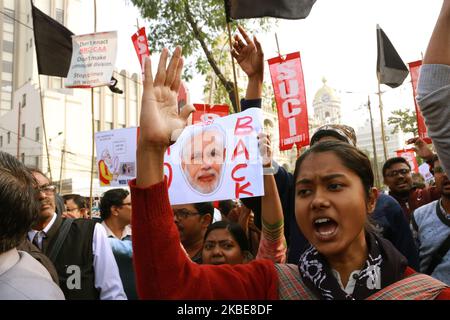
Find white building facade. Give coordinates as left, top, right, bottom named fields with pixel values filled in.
left=0, top=0, right=142, bottom=196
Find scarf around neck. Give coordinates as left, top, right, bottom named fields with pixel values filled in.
left=298, top=231, right=408, bottom=300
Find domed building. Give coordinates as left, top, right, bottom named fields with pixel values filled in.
left=312, top=78, right=342, bottom=126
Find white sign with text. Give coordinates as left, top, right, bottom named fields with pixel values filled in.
left=95, top=127, right=137, bottom=187
left=65, top=31, right=117, bottom=88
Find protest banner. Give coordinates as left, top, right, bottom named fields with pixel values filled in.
left=165, top=107, right=263, bottom=204
left=408, top=60, right=431, bottom=144
left=268, top=52, right=310, bottom=151
left=131, top=27, right=150, bottom=75
left=65, top=31, right=117, bottom=88
left=192, top=104, right=230, bottom=124
left=93, top=108, right=264, bottom=204
left=95, top=127, right=137, bottom=187
left=396, top=148, right=419, bottom=173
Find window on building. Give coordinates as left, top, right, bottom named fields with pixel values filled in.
left=22, top=94, right=26, bottom=108
left=56, top=8, right=64, bottom=24
left=105, top=122, right=113, bottom=131
left=0, top=136, right=3, bottom=147
left=26, top=43, right=29, bottom=51
left=21, top=124, right=26, bottom=137
left=95, top=120, right=101, bottom=132
left=3, top=8, right=14, bottom=23
left=35, top=127, right=40, bottom=142
left=7, top=132, right=10, bottom=144
left=34, top=156, right=39, bottom=168
left=21, top=153, right=25, bottom=164
left=2, top=40, right=13, bottom=53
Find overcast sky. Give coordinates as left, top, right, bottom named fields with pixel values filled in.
left=76, top=0, right=443, bottom=130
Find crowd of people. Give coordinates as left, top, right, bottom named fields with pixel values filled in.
left=0, top=1, right=449, bottom=300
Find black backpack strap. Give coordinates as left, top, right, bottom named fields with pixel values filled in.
left=48, top=218, right=74, bottom=263
left=425, top=202, right=450, bottom=275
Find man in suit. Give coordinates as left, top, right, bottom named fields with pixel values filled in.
left=28, top=168, right=126, bottom=300
left=0, top=152, right=64, bottom=299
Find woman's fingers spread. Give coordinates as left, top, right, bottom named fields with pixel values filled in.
left=238, top=25, right=252, bottom=46
left=154, top=48, right=169, bottom=86
left=165, top=46, right=182, bottom=87
left=171, top=56, right=184, bottom=92
left=143, top=57, right=153, bottom=91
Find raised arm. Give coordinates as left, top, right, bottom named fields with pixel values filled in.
left=416, top=0, right=450, bottom=175
left=136, top=47, right=194, bottom=187
left=423, top=0, right=450, bottom=65
left=231, top=25, right=264, bottom=100
left=131, top=48, right=278, bottom=299
left=256, top=134, right=287, bottom=263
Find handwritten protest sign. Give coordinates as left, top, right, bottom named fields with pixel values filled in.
left=95, top=127, right=137, bottom=187
left=93, top=108, right=264, bottom=204
left=65, top=31, right=117, bottom=88
left=165, top=107, right=263, bottom=204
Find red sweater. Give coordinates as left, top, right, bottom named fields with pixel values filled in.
left=131, top=180, right=450, bottom=300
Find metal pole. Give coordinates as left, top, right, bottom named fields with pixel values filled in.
left=59, top=143, right=65, bottom=192
left=377, top=75, right=388, bottom=161
left=37, top=75, right=53, bottom=181
left=226, top=22, right=241, bottom=113
left=89, top=0, right=98, bottom=217
left=17, top=102, right=21, bottom=159
left=275, top=33, right=281, bottom=56
left=368, top=96, right=381, bottom=188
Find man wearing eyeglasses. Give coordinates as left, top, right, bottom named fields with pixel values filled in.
left=172, top=202, right=213, bottom=264
left=62, top=194, right=89, bottom=219
left=27, top=169, right=126, bottom=300
left=411, top=156, right=450, bottom=285
left=383, top=156, right=440, bottom=221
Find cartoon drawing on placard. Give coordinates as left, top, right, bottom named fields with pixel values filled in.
left=98, top=148, right=119, bottom=186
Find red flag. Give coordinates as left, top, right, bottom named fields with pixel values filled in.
left=192, top=104, right=229, bottom=124
left=408, top=60, right=431, bottom=144
left=396, top=149, right=419, bottom=173
left=268, top=52, right=309, bottom=151
left=131, top=27, right=150, bottom=74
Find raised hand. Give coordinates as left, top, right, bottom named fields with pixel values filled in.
left=258, top=133, right=273, bottom=168
left=137, top=47, right=195, bottom=187
left=407, top=137, right=434, bottom=161
left=139, top=47, right=195, bottom=150
left=231, top=25, right=264, bottom=81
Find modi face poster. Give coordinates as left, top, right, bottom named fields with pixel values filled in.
left=165, top=107, right=264, bottom=205
left=93, top=108, right=264, bottom=204
left=95, top=127, right=137, bottom=187
left=65, top=31, right=117, bottom=88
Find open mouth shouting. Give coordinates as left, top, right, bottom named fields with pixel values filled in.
left=313, top=217, right=339, bottom=241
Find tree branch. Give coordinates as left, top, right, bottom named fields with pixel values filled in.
left=184, top=0, right=237, bottom=112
